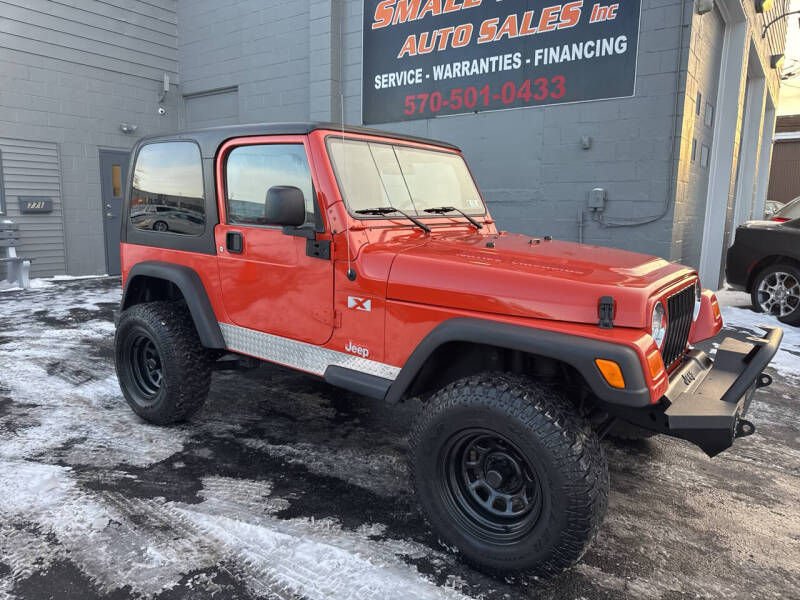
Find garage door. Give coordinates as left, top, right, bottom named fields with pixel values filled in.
left=767, top=140, right=800, bottom=204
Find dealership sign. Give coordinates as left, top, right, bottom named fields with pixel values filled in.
left=362, top=0, right=641, bottom=124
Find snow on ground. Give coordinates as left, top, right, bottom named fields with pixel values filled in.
left=0, top=274, right=109, bottom=294
left=715, top=287, right=800, bottom=381
left=0, top=278, right=475, bottom=599
left=0, top=277, right=798, bottom=599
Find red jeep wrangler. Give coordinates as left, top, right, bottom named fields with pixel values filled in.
left=115, top=123, right=782, bottom=577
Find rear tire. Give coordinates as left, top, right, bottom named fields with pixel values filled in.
left=409, top=372, right=608, bottom=578
left=115, top=301, right=212, bottom=425
left=750, top=264, right=800, bottom=325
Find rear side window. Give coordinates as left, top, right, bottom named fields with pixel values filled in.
left=130, top=142, right=205, bottom=236
left=225, top=144, right=315, bottom=226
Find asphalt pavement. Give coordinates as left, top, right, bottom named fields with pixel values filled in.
left=0, top=277, right=798, bottom=599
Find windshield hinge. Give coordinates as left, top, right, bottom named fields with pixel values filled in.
left=598, top=296, right=615, bottom=329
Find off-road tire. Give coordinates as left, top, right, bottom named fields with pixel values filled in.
left=750, top=263, right=800, bottom=325
left=409, top=372, right=608, bottom=578
left=607, top=420, right=657, bottom=441
left=115, top=301, right=212, bottom=425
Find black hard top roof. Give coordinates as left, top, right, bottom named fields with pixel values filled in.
left=136, top=122, right=460, bottom=157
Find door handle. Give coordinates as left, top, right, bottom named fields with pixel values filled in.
left=226, top=231, right=243, bottom=253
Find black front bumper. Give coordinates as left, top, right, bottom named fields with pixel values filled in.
left=612, top=326, right=783, bottom=457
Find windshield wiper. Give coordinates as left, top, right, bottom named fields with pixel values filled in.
left=424, top=206, right=483, bottom=230
left=354, top=207, right=431, bottom=233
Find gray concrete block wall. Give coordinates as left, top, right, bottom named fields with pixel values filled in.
left=671, top=1, right=784, bottom=282
left=668, top=2, right=720, bottom=268
left=337, top=0, right=683, bottom=261
left=0, top=0, right=181, bottom=276
left=172, top=0, right=783, bottom=276
left=177, top=0, right=312, bottom=125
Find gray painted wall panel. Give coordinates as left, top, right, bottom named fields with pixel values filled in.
left=0, top=1, right=177, bottom=56
left=0, top=0, right=180, bottom=276
left=0, top=137, right=66, bottom=277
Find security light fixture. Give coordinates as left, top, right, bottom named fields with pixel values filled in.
left=695, top=0, right=713, bottom=15
left=119, top=123, right=138, bottom=134
left=756, top=0, right=774, bottom=13
left=158, top=73, right=170, bottom=103
left=771, top=53, right=785, bottom=69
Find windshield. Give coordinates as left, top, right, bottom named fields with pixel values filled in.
left=327, top=138, right=485, bottom=216
left=775, top=197, right=800, bottom=220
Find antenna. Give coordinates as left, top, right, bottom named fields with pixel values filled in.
left=341, top=108, right=355, bottom=281
left=339, top=7, right=356, bottom=282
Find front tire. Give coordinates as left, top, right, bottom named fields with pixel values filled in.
left=409, top=373, right=608, bottom=577
left=751, top=264, right=800, bottom=325
left=115, top=301, right=212, bottom=425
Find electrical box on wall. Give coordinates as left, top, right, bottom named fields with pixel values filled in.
left=588, top=188, right=606, bottom=212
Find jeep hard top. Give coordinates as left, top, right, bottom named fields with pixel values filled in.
left=115, top=122, right=782, bottom=577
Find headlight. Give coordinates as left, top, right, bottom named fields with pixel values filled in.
left=651, top=302, right=667, bottom=349
left=693, top=282, right=702, bottom=321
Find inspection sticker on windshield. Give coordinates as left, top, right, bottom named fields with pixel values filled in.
left=348, top=296, right=372, bottom=312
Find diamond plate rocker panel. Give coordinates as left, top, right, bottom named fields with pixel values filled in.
left=219, top=322, right=401, bottom=380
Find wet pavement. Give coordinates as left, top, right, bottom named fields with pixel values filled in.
left=0, top=277, right=798, bottom=599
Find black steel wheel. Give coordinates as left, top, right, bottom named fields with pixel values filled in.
left=128, top=333, right=163, bottom=402
left=410, top=372, right=608, bottom=578
left=115, top=301, right=212, bottom=424
left=440, top=430, right=543, bottom=545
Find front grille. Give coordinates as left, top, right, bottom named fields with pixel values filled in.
left=661, top=285, right=695, bottom=368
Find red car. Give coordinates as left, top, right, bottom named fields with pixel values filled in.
left=115, top=123, right=782, bottom=577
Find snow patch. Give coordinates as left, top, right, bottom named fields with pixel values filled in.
left=170, top=476, right=470, bottom=600
left=715, top=288, right=800, bottom=381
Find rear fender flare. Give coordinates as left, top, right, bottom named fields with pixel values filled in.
left=121, top=261, right=225, bottom=349
left=386, top=318, right=650, bottom=407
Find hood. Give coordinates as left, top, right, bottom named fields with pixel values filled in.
left=384, top=231, right=694, bottom=328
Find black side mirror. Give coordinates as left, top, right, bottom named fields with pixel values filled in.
left=265, top=186, right=306, bottom=227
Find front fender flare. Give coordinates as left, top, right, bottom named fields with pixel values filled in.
left=385, top=318, right=651, bottom=407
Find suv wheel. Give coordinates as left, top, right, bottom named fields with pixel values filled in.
left=115, top=301, right=212, bottom=424
left=409, top=372, right=608, bottom=577
left=751, top=264, right=800, bottom=325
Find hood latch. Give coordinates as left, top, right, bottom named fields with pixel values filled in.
left=598, top=296, right=616, bottom=329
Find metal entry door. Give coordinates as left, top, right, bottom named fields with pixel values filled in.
left=99, top=150, right=129, bottom=276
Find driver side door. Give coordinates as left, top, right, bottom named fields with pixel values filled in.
left=215, top=136, right=334, bottom=346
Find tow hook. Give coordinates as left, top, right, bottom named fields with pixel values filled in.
left=735, top=418, right=756, bottom=439
left=756, top=372, right=772, bottom=388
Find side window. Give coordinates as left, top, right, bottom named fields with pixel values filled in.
left=130, top=142, right=205, bottom=236
left=225, top=144, right=315, bottom=226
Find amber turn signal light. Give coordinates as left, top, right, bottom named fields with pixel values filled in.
left=595, top=359, right=625, bottom=389
left=711, top=298, right=721, bottom=319
left=646, top=350, right=665, bottom=380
